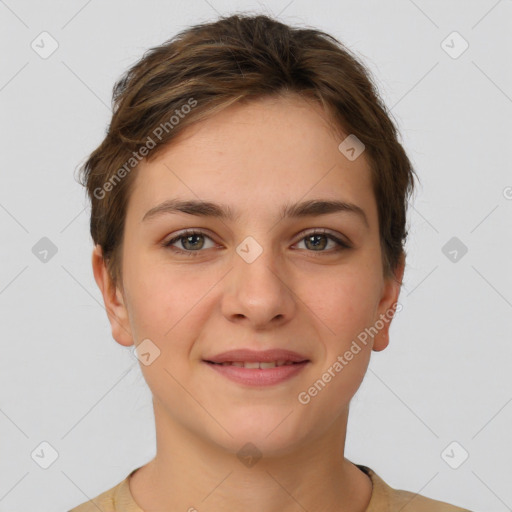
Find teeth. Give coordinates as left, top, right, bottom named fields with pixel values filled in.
left=216, top=360, right=296, bottom=368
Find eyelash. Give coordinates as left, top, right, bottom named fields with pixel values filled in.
left=162, top=228, right=351, bottom=257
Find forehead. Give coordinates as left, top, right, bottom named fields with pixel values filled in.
left=127, top=95, right=377, bottom=226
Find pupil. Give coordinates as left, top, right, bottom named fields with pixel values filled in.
left=307, top=234, right=326, bottom=250
left=184, top=234, right=203, bottom=250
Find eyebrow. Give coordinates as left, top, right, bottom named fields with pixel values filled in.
left=142, top=198, right=369, bottom=228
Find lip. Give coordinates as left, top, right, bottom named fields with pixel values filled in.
left=203, top=360, right=310, bottom=386
left=203, top=348, right=309, bottom=364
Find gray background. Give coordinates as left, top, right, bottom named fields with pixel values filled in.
left=1, top=0, right=511, bottom=510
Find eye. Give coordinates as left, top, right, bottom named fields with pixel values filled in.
left=294, top=229, right=351, bottom=253
left=163, top=229, right=216, bottom=256
left=163, top=228, right=350, bottom=256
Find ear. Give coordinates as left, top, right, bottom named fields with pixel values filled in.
left=91, top=245, right=134, bottom=347
left=371, top=253, right=405, bottom=352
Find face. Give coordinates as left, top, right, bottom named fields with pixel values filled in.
left=93, top=94, right=403, bottom=457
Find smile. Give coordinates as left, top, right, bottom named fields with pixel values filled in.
left=207, top=360, right=301, bottom=368
left=203, top=360, right=310, bottom=386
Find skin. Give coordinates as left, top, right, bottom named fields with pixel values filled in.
left=92, top=93, right=405, bottom=512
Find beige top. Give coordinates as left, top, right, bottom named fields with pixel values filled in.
left=69, top=464, right=472, bottom=511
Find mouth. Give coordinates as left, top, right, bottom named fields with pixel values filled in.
left=204, top=360, right=307, bottom=368
left=202, top=359, right=310, bottom=386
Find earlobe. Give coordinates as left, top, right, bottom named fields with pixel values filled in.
left=91, top=245, right=134, bottom=347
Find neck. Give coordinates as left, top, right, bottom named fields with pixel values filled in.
left=129, top=400, right=372, bottom=512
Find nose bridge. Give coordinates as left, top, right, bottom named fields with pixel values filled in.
left=234, top=233, right=283, bottom=294
left=223, top=232, right=294, bottom=325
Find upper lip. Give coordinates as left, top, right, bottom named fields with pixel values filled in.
left=204, top=349, right=309, bottom=364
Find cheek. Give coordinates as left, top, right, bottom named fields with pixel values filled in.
left=298, top=275, right=376, bottom=409
left=304, top=267, right=380, bottom=339
left=124, top=256, right=211, bottom=346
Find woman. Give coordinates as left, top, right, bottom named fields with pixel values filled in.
left=69, top=13, right=472, bottom=512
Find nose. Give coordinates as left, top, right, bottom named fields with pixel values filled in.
left=221, top=245, right=296, bottom=330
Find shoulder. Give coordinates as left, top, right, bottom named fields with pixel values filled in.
left=67, top=477, right=129, bottom=512
left=357, top=464, right=473, bottom=512
left=381, top=485, right=472, bottom=512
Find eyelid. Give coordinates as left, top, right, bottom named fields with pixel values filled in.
left=163, top=227, right=351, bottom=254
left=294, top=227, right=350, bottom=246
left=163, top=228, right=218, bottom=248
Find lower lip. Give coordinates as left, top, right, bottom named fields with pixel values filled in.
left=203, top=361, right=309, bottom=386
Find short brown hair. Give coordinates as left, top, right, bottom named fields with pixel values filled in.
left=78, top=13, right=418, bottom=290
